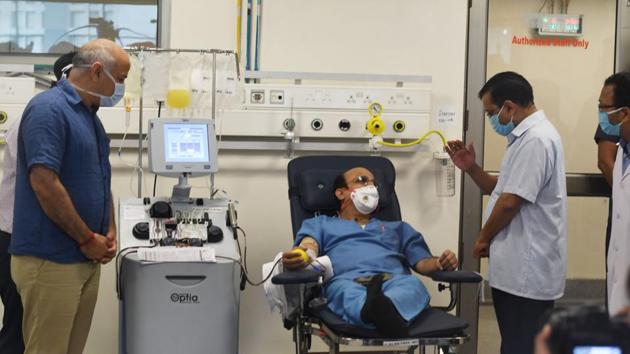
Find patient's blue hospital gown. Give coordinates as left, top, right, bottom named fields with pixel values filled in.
left=294, top=215, right=433, bottom=328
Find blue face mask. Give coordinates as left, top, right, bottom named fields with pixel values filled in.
left=598, top=108, right=626, bottom=137
left=97, top=68, right=125, bottom=107
left=74, top=65, right=125, bottom=107
left=489, top=105, right=515, bottom=136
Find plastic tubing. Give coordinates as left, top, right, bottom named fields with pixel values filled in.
left=377, top=129, right=447, bottom=148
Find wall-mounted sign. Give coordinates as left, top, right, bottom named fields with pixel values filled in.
left=512, top=36, right=589, bottom=50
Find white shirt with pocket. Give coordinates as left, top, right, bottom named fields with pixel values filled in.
left=484, top=110, right=567, bottom=300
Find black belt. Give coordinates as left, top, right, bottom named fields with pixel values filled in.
left=0, top=230, right=11, bottom=238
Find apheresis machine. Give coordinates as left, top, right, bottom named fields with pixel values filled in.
left=117, top=118, right=240, bottom=354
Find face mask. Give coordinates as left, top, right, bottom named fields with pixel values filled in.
left=74, top=66, right=125, bottom=107
left=598, top=108, right=626, bottom=137
left=60, top=63, right=72, bottom=79
left=490, top=105, right=515, bottom=136
left=350, top=185, right=379, bottom=215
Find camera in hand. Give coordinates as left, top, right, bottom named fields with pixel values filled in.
left=547, top=306, right=630, bottom=354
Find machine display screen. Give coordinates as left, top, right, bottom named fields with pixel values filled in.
left=573, top=346, right=622, bottom=354
left=164, top=123, right=210, bottom=163
left=538, top=14, right=582, bottom=36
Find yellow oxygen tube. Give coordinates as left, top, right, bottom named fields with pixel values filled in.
left=365, top=102, right=447, bottom=148
left=365, top=102, right=455, bottom=196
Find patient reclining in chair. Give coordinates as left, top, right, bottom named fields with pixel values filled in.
left=282, top=167, right=458, bottom=337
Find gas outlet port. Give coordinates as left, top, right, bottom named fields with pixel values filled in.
left=283, top=118, right=296, bottom=131
left=338, top=119, right=351, bottom=132
left=0, top=111, right=7, bottom=124
left=250, top=90, right=265, bottom=104
left=393, top=120, right=406, bottom=133
left=311, top=118, right=323, bottom=131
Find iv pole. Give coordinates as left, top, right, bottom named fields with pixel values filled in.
left=124, top=47, right=239, bottom=199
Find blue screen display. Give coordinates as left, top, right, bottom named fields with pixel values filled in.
left=164, top=123, right=209, bottom=163
left=573, top=346, right=622, bottom=354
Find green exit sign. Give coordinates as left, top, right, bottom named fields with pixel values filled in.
left=538, top=14, right=583, bottom=37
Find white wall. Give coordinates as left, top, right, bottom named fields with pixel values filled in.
left=485, top=0, right=616, bottom=174
left=0, top=1, right=470, bottom=353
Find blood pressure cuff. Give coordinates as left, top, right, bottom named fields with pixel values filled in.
left=295, top=169, right=392, bottom=212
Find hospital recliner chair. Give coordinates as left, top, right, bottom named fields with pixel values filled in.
left=272, top=155, right=483, bottom=354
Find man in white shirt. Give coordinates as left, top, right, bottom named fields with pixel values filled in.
left=597, top=72, right=630, bottom=315
left=0, top=118, right=22, bottom=354
left=447, top=71, right=567, bottom=354
left=0, top=51, right=75, bottom=354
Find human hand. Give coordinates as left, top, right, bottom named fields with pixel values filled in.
left=472, top=237, right=490, bottom=259
left=100, top=229, right=117, bottom=264
left=446, top=140, right=477, bottom=172
left=438, top=249, right=458, bottom=271
left=616, top=306, right=630, bottom=322
left=282, top=246, right=311, bottom=270
left=80, top=233, right=110, bottom=262
left=534, top=324, right=552, bottom=354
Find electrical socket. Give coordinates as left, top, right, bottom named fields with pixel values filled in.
left=270, top=90, right=285, bottom=104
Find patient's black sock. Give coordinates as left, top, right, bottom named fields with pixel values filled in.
left=359, top=274, right=409, bottom=337
left=360, top=273, right=385, bottom=323
left=370, top=292, right=409, bottom=337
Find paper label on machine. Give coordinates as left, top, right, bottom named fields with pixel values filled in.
left=124, top=205, right=147, bottom=220
left=137, top=247, right=216, bottom=262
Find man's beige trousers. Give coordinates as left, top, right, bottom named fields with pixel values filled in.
left=11, top=255, right=100, bottom=354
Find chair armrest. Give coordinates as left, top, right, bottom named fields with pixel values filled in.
left=430, top=270, right=482, bottom=284
left=271, top=270, right=322, bottom=285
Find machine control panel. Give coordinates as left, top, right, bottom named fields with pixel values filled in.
left=118, top=197, right=239, bottom=262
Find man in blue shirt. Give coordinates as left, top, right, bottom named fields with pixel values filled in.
left=9, top=39, right=129, bottom=354
left=0, top=51, right=75, bottom=354
left=447, top=72, right=567, bottom=354
left=282, top=167, right=458, bottom=337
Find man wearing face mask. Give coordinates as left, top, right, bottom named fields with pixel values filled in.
left=0, top=51, right=76, bottom=354
left=9, top=39, right=129, bottom=354
left=282, top=167, right=458, bottom=337
left=598, top=72, right=630, bottom=316
left=447, top=71, right=567, bottom=354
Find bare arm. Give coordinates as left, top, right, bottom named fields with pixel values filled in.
left=415, top=250, right=458, bottom=275
left=282, top=236, right=319, bottom=270
left=29, top=165, right=110, bottom=260
left=597, top=140, right=618, bottom=187
left=473, top=193, right=524, bottom=258
left=30, top=165, right=93, bottom=243
left=446, top=140, right=498, bottom=194
left=101, top=196, right=117, bottom=263
left=466, top=164, right=499, bottom=195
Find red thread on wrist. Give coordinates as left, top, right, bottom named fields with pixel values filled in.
left=78, top=233, right=96, bottom=247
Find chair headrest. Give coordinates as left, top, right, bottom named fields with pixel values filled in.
left=297, top=169, right=392, bottom=212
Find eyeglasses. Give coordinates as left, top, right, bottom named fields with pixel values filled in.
left=346, top=175, right=377, bottom=187
left=598, top=105, right=618, bottom=113
left=485, top=104, right=505, bottom=119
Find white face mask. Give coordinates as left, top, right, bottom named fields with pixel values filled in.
left=60, top=63, right=73, bottom=79
left=74, top=65, right=125, bottom=107
left=350, top=185, right=379, bottom=215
